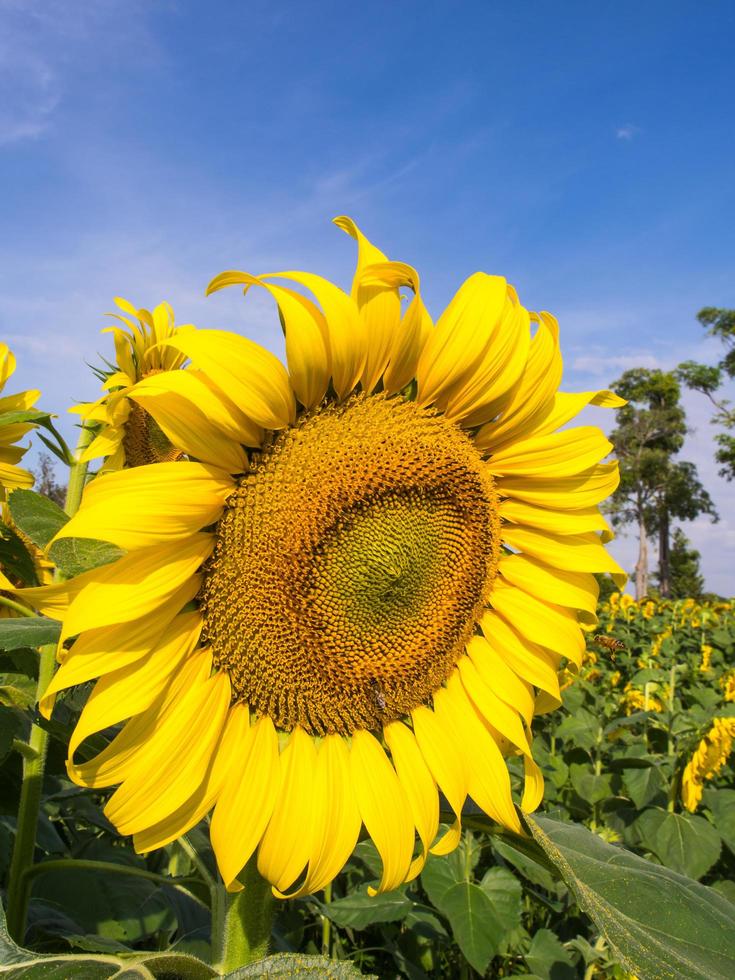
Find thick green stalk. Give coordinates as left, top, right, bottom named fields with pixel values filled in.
left=0, top=595, right=37, bottom=617
left=214, top=857, right=274, bottom=973
left=5, top=425, right=93, bottom=942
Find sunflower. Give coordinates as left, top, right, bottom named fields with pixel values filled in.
left=0, top=344, right=39, bottom=497
left=71, top=298, right=194, bottom=469
left=21, top=218, right=625, bottom=897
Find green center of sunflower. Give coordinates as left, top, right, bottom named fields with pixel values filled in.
left=200, top=393, right=500, bottom=736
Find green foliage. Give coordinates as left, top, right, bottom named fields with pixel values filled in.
left=607, top=368, right=716, bottom=596
left=677, top=306, right=735, bottom=481
left=665, top=528, right=705, bottom=598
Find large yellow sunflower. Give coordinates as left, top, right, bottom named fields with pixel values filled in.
left=21, top=218, right=625, bottom=897
left=0, top=344, right=39, bottom=497
left=72, top=298, right=195, bottom=469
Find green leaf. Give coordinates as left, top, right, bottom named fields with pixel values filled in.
left=569, top=765, right=612, bottom=804
left=703, top=788, right=735, bottom=855
left=8, top=489, right=68, bottom=548
left=0, top=705, right=25, bottom=761
left=320, top=889, right=412, bottom=929
left=527, top=814, right=735, bottom=980
left=0, top=524, right=38, bottom=587
left=524, top=928, right=576, bottom=980
left=622, top=762, right=665, bottom=808
left=224, top=953, right=374, bottom=977
left=0, top=895, right=218, bottom=978
left=439, top=881, right=504, bottom=974
left=0, top=617, right=61, bottom=651
left=48, top=537, right=124, bottom=578
left=635, top=808, right=721, bottom=879
left=0, top=409, right=52, bottom=428
left=478, top=866, right=522, bottom=936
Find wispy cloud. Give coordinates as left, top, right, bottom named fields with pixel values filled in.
left=615, top=123, right=641, bottom=141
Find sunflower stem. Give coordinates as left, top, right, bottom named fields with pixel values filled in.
left=214, top=858, right=274, bottom=973
left=0, top=594, right=37, bottom=617
left=4, top=424, right=93, bottom=943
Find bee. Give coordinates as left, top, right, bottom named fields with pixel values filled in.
left=367, top=677, right=387, bottom=713
left=593, top=634, right=626, bottom=653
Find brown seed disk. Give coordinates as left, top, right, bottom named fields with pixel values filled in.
left=200, top=393, right=500, bottom=736
left=122, top=401, right=183, bottom=467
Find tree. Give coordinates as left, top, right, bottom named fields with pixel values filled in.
left=31, top=453, right=66, bottom=507
left=677, top=306, right=735, bottom=480
left=663, top=528, right=705, bottom=599
left=607, top=369, right=716, bottom=599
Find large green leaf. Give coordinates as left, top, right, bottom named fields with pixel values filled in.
left=0, top=618, right=60, bottom=651
left=635, top=807, right=722, bottom=879
left=622, top=762, right=666, bottom=808
left=439, top=881, right=504, bottom=974
left=0, top=896, right=216, bottom=978
left=225, top=954, right=373, bottom=977
left=47, top=537, right=124, bottom=578
left=524, top=928, right=576, bottom=980
left=7, top=490, right=68, bottom=550
left=703, top=788, right=735, bottom=855
left=0, top=525, right=38, bottom=587
left=319, top=889, right=412, bottom=929
left=0, top=410, right=52, bottom=429
left=527, top=814, right=735, bottom=980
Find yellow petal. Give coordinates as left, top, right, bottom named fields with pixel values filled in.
left=480, top=610, right=562, bottom=699
left=281, top=733, right=361, bottom=898
left=529, top=389, right=626, bottom=438
left=444, top=292, right=532, bottom=427
left=13, top=568, right=101, bottom=621
left=0, top=345, right=16, bottom=387
left=259, top=272, right=364, bottom=401
left=206, top=272, right=330, bottom=411
left=465, top=632, right=535, bottom=725
left=334, top=217, right=402, bottom=393
left=411, top=702, right=466, bottom=855
left=458, top=654, right=531, bottom=756
left=437, top=676, right=521, bottom=833
left=133, top=700, right=249, bottom=853
left=489, top=582, right=585, bottom=667
left=498, top=554, right=599, bottom=622
left=70, top=646, right=212, bottom=788
left=350, top=729, right=414, bottom=895
left=60, top=535, right=212, bottom=644
left=497, top=461, right=620, bottom=510
left=502, top=525, right=626, bottom=585
left=68, top=612, right=202, bottom=777
left=39, top=581, right=200, bottom=717
left=210, top=715, right=281, bottom=889
left=164, top=329, right=295, bottom=430
left=0, top=462, right=34, bottom=490
left=416, top=273, right=509, bottom=409
left=108, top=669, right=231, bottom=835
left=522, top=751, right=544, bottom=813
left=487, top=427, right=612, bottom=478
left=0, top=389, right=39, bottom=413
left=53, top=463, right=231, bottom=551
left=257, top=726, right=317, bottom=893
left=475, top=313, right=562, bottom=451
left=500, top=497, right=611, bottom=538
left=384, top=720, right=438, bottom=882
left=80, top=428, right=124, bottom=465
left=129, top=382, right=249, bottom=471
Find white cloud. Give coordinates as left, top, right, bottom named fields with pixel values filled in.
left=615, top=123, right=640, bottom=141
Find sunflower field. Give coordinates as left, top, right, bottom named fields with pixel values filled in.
left=0, top=222, right=734, bottom=979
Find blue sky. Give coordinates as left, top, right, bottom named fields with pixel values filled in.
left=1, top=0, right=733, bottom=592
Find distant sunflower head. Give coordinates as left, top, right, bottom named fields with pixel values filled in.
left=72, top=299, right=192, bottom=470
left=0, top=343, right=39, bottom=499
left=28, top=217, right=625, bottom=897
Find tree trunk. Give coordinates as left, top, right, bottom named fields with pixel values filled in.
left=659, top=506, right=671, bottom=598
left=635, top=510, right=649, bottom=600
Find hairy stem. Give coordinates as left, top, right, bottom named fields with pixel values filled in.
left=214, top=857, right=274, bottom=973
